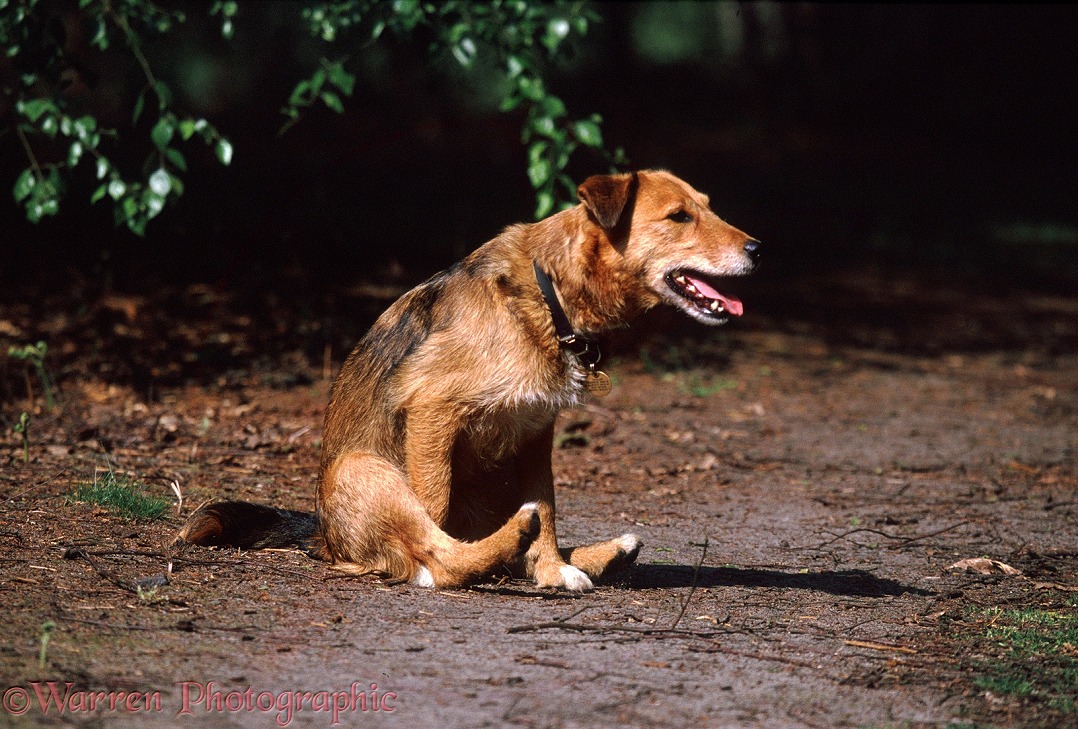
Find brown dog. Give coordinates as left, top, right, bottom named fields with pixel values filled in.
left=179, top=170, right=760, bottom=591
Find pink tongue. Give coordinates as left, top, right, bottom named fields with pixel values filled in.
left=686, top=275, right=744, bottom=317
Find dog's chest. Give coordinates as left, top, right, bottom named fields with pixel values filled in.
left=462, top=402, right=556, bottom=463
left=464, top=354, right=585, bottom=459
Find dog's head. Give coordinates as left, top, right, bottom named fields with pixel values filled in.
left=577, top=170, right=760, bottom=325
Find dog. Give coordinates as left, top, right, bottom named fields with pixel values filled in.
left=178, top=170, right=760, bottom=592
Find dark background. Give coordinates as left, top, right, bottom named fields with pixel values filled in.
left=3, top=3, right=1077, bottom=297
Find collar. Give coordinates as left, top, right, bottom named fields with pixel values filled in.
left=532, top=261, right=601, bottom=367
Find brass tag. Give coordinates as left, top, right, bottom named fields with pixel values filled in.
left=585, top=369, right=612, bottom=397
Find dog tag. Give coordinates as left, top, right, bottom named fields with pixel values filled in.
left=585, top=368, right=612, bottom=397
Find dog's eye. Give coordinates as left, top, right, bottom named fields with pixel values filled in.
left=666, top=210, right=693, bottom=224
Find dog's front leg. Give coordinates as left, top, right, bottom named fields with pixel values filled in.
left=403, top=404, right=461, bottom=526
left=516, top=425, right=594, bottom=592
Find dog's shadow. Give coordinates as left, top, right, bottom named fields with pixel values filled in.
left=622, top=563, right=933, bottom=597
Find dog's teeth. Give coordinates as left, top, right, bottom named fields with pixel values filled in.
left=708, top=300, right=724, bottom=313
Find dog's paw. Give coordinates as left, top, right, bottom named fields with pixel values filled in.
left=558, top=564, right=594, bottom=592
left=409, top=565, right=436, bottom=588
left=536, top=563, right=594, bottom=592
left=513, top=502, right=542, bottom=552
left=616, top=533, right=643, bottom=562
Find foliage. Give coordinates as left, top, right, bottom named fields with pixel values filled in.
left=13, top=410, right=29, bottom=462
left=1, top=0, right=623, bottom=234
left=37, top=620, right=55, bottom=670
left=71, top=467, right=171, bottom=520
left=960, top=596, right=1078, bottom=715
left=1, top=0, right=231, bottom=234
left=8, top=339, right=55, bottom=410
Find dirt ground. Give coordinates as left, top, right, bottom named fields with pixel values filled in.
left=1, top=268, right=1076, bottom=728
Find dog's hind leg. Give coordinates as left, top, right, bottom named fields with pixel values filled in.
left=320, top=452, right=539, bottom=587
left=560, top=534, right=643, bottom=582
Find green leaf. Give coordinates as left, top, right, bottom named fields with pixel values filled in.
left=327, top=63, right=355, bottom=96
left=320, top=91, right=344, bottom=114
left=154, top=81, right=172, bottom=110
left=517, top=76, right=544, bottom=102
left=288, top=80, right=312, bottom=106
left=540, top=96, right=567, bottom=119
left=528, top=158, right=551, bottom=188
left=164, top=147, right=187, bottom=172
left=535, top=189, right=554, bottom=219
left=215, top=139, right=233, bottom=166
left=108, top=179, right=127, bottom=200
left=572, top=119, right=603, bottom=148
left=151, top=117, right=174, bottom=149
left=451, top=37, right=478, bottom=68
left=148, top=168, right=171, bottom=196
left=144, top=190, right=166, bottom=219
left=90, top=184, right=108, bottom=205
left=67, top=141, right=83, bottom=167
left=96, top=158, right=110, bottom=180
left=178, top=119, right=196, bottom=141
left=499, top=93, right=523, bottom=113
left=168, top=173, right=185, bottom=197
left=507, top=55, right=525, bottom=78
left=19, top=99, right=55, bottom=123
left=13, top=169, right=35, bottom=202
left=74, top=116, right=97, bottom=139
left=132, top=90, right=146, bottom=124
left=39, top=197, right=59, bottom=218
left=543, top=17, right=570, bottom=53
left=528, top=141, right=549, bottom=165
left=530, top=115, right=556, bottom=138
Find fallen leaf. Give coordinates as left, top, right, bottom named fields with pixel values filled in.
left=946, top=557, right=1022, bottom=576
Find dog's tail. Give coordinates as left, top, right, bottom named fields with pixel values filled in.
left=176, top=501, right=321, bottom=553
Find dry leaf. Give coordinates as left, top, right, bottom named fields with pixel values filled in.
left=946, top=557, right=1022, bottom=576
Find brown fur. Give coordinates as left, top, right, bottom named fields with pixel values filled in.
left=178, top=170, right=759, bottom=591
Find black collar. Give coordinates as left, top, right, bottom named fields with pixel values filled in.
left=532, top=261, right=601, bottom=367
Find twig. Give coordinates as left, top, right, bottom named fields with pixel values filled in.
left=66, top=548, right=138, bottom=594
left=685, top=644, right=822, bottom=671
left=506, top=620, right=731, bottom=640
left=800, top=521, right=969, bottom=550
left=14, top=124, right=45, bottom=183
left=669, top=538, right=708, bottom=631
left=844, top=639, right=917, bottom=654
left=5, top=469, right=69, bottom=502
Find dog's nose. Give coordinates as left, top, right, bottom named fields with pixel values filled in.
left=743, top=239, right=762, bottom=266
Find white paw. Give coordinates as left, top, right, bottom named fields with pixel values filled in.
left=410, top=565, right=435, bottom=588
left=518, top=501, right=540, bottom=516
left=617, top=533, right=643, bottom=554
left=558, top=564, right=594, bottom=592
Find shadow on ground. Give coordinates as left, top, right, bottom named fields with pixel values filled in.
left=625, top=564, right=934, bottom=597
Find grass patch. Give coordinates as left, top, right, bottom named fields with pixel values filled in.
left=961, top=595, right=1078, bottom=715
left=71, top=468, right=170, bottom=521
left=639, top=343, right=738, bottom=398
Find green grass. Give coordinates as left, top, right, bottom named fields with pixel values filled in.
left=639, top=343, right=738, bottom=398
left=962, top=595, right=1078, bottom=714
left=71, top=468, right=170, bottom=521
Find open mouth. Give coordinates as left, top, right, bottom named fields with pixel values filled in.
left=664, top=270, right=745, bottom=321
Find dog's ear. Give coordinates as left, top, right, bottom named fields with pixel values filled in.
left=577, top=173, right=636, bottom=230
